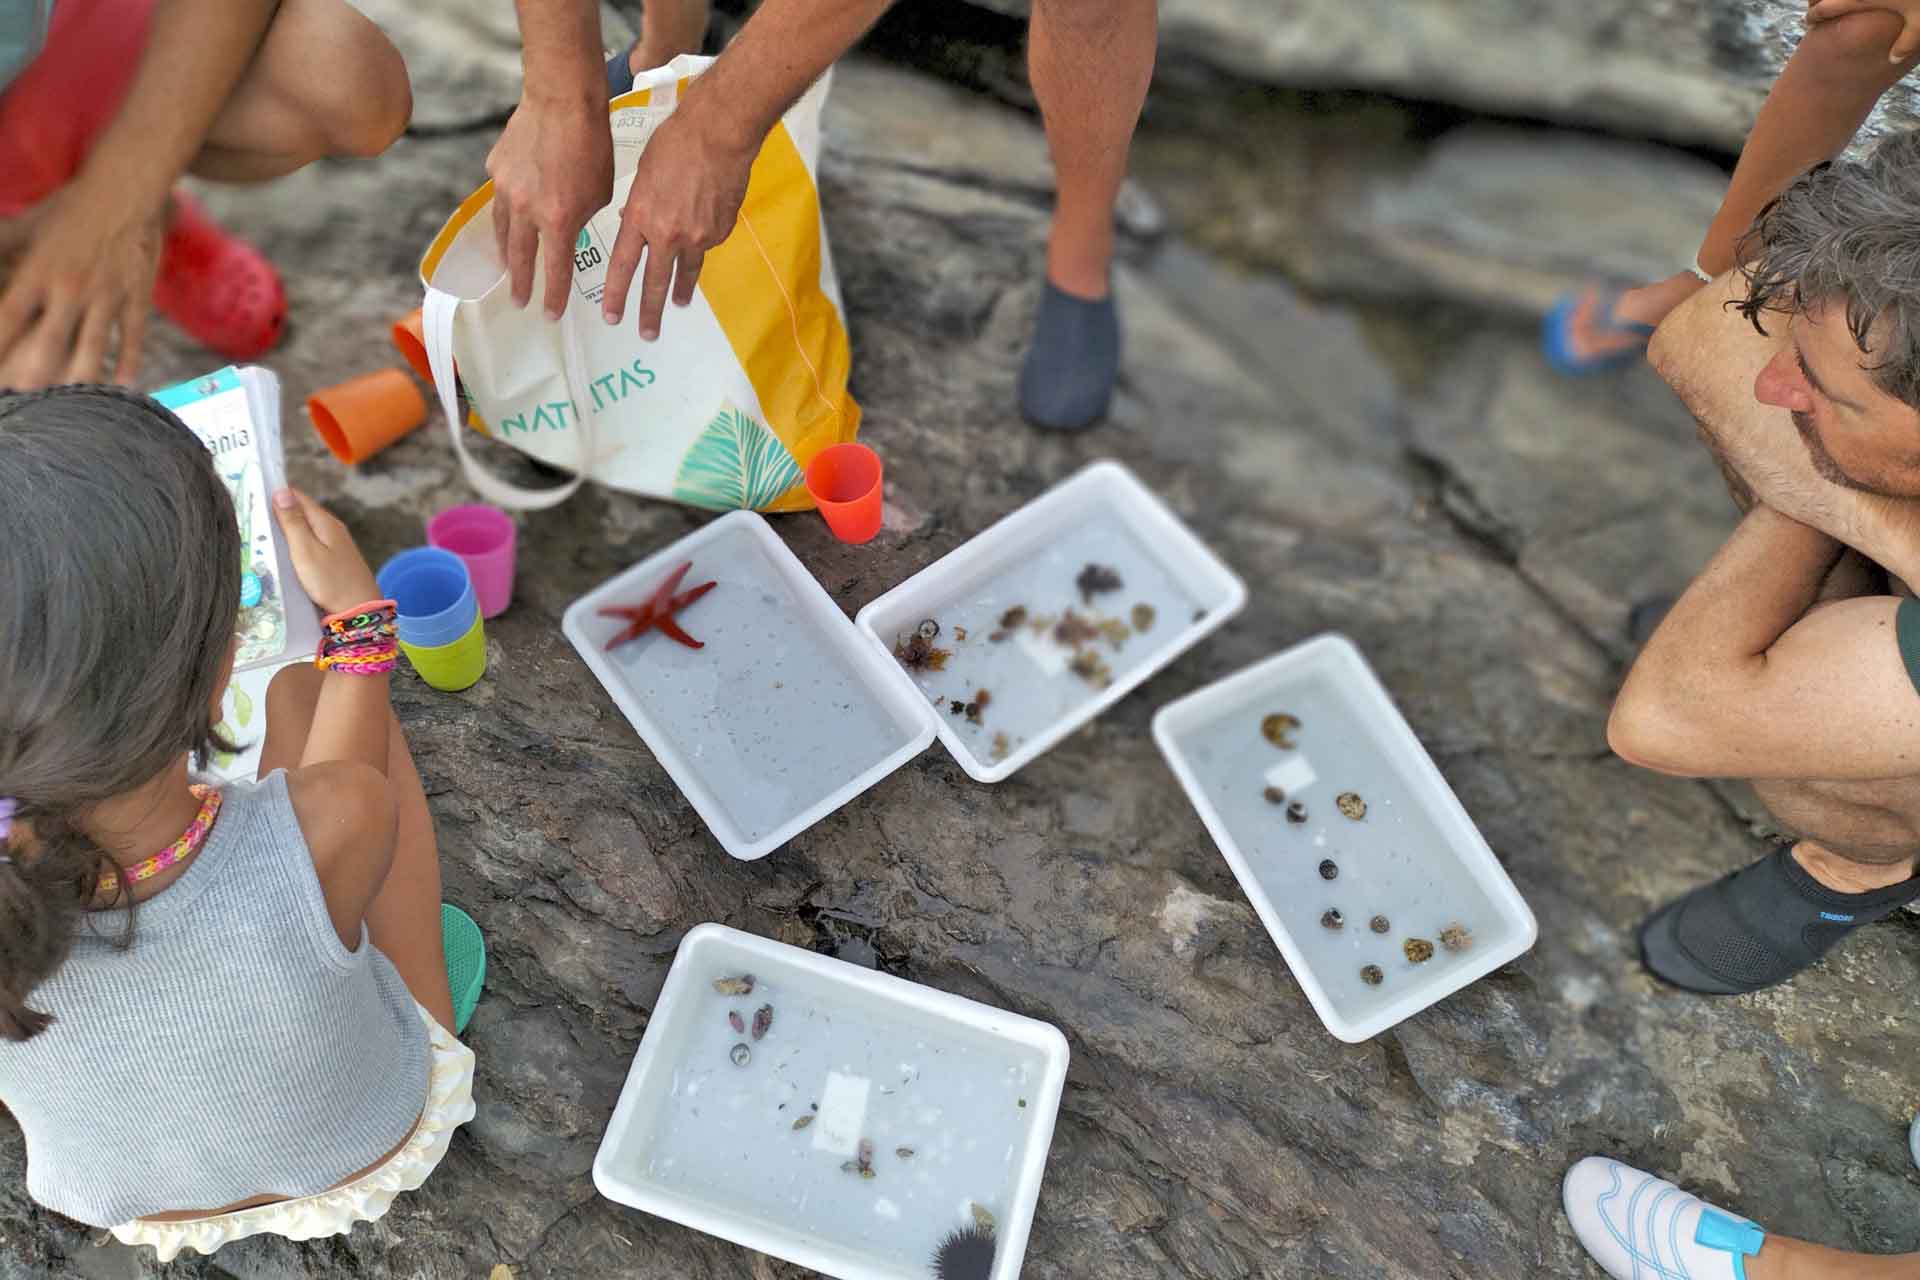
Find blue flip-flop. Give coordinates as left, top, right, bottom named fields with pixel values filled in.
left=1542, top=286, right=1657, bottom=375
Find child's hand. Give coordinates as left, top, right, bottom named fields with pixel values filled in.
left=1806, top=0, right=1920, bottom=61
left=272, top=488, right=381, bottom=615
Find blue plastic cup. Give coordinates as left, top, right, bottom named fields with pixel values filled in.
left=376, top=548, right=486, bottom=691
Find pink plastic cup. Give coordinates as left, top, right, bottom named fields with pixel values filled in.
left=427, top=504, right=517, bottom=619
left=805, top=443, right=884, bottom=545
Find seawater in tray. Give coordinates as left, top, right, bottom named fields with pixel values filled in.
left=857, top=461, right=1246, bottom=782
left=562, top=512, right=934, bottom=860
left=594, top=925, right=1071, bottom=1280
left=1153, top=634, right=1537, bottom=1042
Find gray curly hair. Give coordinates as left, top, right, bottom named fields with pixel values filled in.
left=1738, top=129, right=1920, bottom=409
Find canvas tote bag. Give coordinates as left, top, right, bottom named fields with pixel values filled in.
left=418, top=55, right=859, bottom=512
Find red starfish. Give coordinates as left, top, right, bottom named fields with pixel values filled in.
left=597, top=561, right=719, bottom=650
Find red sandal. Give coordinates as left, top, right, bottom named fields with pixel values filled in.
left=153, top=193, right=286, bottom=361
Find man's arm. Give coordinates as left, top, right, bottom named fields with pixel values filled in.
left=490, top=0, right=615, bottom=321
left=1610, top=505, right=1920, bottom=779
left=598, top=0, right=895, bottom=340
left=0, top=0, right=280, bottom=387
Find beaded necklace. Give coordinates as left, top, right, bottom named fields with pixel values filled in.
left=96, top=784, right=223, bottom=899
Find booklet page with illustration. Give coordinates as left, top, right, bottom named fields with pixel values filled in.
left=154, top=366, right=320, bottom=781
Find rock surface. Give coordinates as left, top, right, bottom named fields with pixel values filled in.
left=1138, top=119, right=1736, bottom=320
left=3, top=8, right=1918, bottom=1280
left=964, top=0, right=1919, bottom=152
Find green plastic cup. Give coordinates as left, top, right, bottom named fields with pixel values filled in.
left=399, top=612, right=487, bottom=692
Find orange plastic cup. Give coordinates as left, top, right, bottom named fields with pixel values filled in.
left=307, top=368, right=428, bottom=465
left=392, top=307, right=432, bottom=383
left=805, top=443, right=884, bottom=544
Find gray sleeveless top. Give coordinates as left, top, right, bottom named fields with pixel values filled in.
left=0, top=772, right=430, bottom=1228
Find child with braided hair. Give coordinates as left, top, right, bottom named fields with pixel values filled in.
left=0, top=384, right=476, bottom=1259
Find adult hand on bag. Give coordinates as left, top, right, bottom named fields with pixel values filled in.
left=486, top=90, right=615, bottom=321
left=600, top=105, right=758, bottom=341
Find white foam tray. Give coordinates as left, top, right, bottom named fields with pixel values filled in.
left=594, top=924, right=1071, bottom=1280
left=1152, top=634, right=1538, bottom=1042
left=568, top=463, right=1246, bottom=857
left=857, top=460, right=1247, bottom=782
left=562, top=512, right=935, bottom=860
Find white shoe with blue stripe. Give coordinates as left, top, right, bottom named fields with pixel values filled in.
left=1563, top=1157, right=1766, bottom=1280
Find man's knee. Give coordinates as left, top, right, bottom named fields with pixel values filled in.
left=1646, top=306, right=1686, bottom=388
left=1646, top=269, right=1748, bottom=391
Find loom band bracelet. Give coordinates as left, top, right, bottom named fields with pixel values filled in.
left=325, top=627, right=399, bottom=649
left=318, top=639, right=401, bottom=662
left=329, top=620, right=399, bottom=642
left=326, top=615, right=398, bottom=636
left=317, top=654, right=400, bottom=676
left=324, top=636, right=400, bottom=653
left=317, top=644, right=400, bottom=665
left=315, top=640, right=402, bottom=671
left=322, top=646, right=401, bottom=663
left=322, top=599, right=400, bottom=632
left=317, top=601, right=400, bottom=662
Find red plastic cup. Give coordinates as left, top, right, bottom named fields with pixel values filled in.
left=307, top=368, right=427, bottom=465
left=427, top=504, right=517, bottom=618
left=805, top=443, right=883, bottom=545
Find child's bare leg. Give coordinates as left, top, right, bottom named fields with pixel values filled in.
left=1564, top=9, right=1917, bottom=361
left=626, top=0, right=711, bottom=74
left=188, top=0, right=412, bottom=183
left=258, top=667, right=455, bottom=1032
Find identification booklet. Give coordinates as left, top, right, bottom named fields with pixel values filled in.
left=155, top=366, right=321, bottom=782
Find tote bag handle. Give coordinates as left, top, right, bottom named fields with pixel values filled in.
left=421, top=285, right=597, bottom=511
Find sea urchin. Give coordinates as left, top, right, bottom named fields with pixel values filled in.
left=932, top=1223, right=997, bottom=1280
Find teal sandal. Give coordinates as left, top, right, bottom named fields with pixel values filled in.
left=442, top=904, right=486, bottom=1035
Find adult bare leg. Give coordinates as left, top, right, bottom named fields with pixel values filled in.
left=1029, top=0, right=1155, bottom=300
left=188, top=0, right=412, bottom=183
left=1017, top=0, right=1156, bottom=430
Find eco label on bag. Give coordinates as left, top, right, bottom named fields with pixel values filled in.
left=572, top=223, right=612, bottom=305
left=609, top=105, right=669, bottom=151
